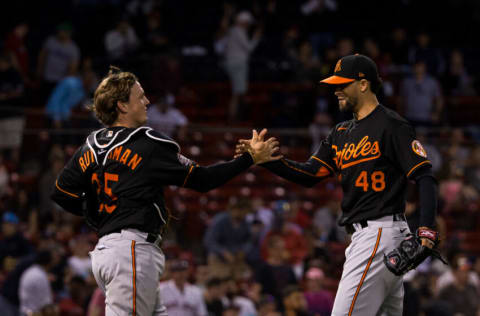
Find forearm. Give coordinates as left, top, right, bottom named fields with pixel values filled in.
left=261, top=158, right=331, bottom=187
left=416, top=172, right=438, bottom=228
left=186, top=153, right=253, bottom=192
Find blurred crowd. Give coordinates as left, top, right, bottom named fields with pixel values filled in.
left=1, top=0, right=480, bottom=315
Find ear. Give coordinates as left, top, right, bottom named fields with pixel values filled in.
left=359, top=79, right=369, bottom=93
left=117, top=101, right=128, bottom=114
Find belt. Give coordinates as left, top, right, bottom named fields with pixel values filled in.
left=345, top=214, right=406, bottom=234
left=110, top=229, right=162, bottom=247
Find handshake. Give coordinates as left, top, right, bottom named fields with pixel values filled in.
left=235, top=128, right=283, bottom=165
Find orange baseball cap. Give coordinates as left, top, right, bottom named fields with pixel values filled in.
left=320, top=54, right=379, bottom=85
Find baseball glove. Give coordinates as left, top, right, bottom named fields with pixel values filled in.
left=383, top=227, right=447, bottom=276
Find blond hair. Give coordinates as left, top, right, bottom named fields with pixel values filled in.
left=91, top=66, right=138, bottom=126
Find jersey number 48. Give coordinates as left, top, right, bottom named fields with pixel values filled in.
left=355, top=171, right=385, bottom=192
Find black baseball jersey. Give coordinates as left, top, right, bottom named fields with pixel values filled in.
left=51, top=126, right=253, bottom=236
left=263, top=105, right=432, bottom=225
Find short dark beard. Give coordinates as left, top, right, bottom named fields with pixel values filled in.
left=340, top=96, right=357, bottom=112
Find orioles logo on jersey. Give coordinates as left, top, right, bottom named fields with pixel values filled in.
left=411, top=140, right=427, bottom=158
left=332, top=136, right=381, bottom=169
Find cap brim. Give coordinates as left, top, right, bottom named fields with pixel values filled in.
left=320, top=76, right=355, bottom=84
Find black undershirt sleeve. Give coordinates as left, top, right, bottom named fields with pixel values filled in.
left=414, top=167, right=438, bottom=228
left=186, top=153, right=254, bottom=192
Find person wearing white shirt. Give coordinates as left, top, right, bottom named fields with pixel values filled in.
left=147, top=93, right=188, bottom=139
left=160, top=260, right=207, bottom=316
left=104, top=19, right=139, bottom=62
left=19, top=250, right=54, bottom=315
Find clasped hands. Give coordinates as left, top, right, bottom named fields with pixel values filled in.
left=235, top=128, right=283, bottom=164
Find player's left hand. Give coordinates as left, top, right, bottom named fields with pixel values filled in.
left=384, top=227, right=446, bottom=276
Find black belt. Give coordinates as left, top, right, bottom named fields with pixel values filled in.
left=110, top=229, right=161, bottom=246
left=345, top=214, right=406, bottom=234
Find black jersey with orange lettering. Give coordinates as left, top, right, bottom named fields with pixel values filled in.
left=262, top=104, right=432, bottom=226
left=51, top=126, right=253, bottom=237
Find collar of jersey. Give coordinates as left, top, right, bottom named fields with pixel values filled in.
left=354, top=104, right=381, bottom=123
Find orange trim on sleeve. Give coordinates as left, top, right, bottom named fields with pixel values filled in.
left=348, top=228, right=382, bottom=316
left=55, top=180, right=80, bottom=198
left=131, top=240, right=137, bottom=316
left=406, top=160, right=431, bottom=178
left=182, top=165, right=195, bottom=187
left=281, top=160, right=318, bottom=178
left=311, top=156, right=335, bottom=174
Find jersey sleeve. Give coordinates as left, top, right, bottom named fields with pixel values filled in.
left=261, top=131, right=337, bottom=187
left=386, top=122, right=432, bottom=179
left=51, top=148, right=88, bottom=216
left=149, top=143, right=196, bottom=187
left=149, top=142, right=253, bottom=192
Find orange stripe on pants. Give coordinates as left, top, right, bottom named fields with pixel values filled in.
left=348, top=228, right=382, bottom=316
left=131, top=240, right=137, bottom=316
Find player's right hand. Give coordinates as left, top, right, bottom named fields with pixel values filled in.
left=235, top=129, right=283, bottom=164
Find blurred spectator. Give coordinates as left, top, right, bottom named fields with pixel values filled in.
left=4, top=21, right=30, bottom=83
left=408, top=31, right=445, bottom=76
left=312, top=186, right=346, bottom=243
left=204, top=198, right=252, bottom=279
left=437, top=255, right=479, bottom=316
left=0, top=212, right=33, bottom=269
left=221, top=277, right=257, bottom=316
left=0, top=53, right=25, bottom=150
left=204, top=277, right=225, bottom=316
left=86, top=287, right=105, bottom=316
left=282, top=285, right=311, bottom=316
left=45, top=66, right=96, bottom=130
left=86, top=290, right=105, bottom=316
left=160, top=259, right=207, bottom=316
left=261, top=201, right=308, bottom=278
left=147, top=92, right=188, bottom=140
left=300, top=0, right=338, bottom=58
left=222, top=304, right=241, bottom=316
left=224, top=11, right=262, bottom=121
left=436, top=254, right=479, bottom=295
left=257, top=294, right=279, bottom=316
left=194, top=261, right=210, bottom=291
left=67, top=236, right=92, bottom=280
left=441, top=49, right=476, bottom=96
left=143, top=11, right=170, bottom=54
left=386, top=27, right=410, bottom=72
left=292, top=41, right=321, bottom=83
left=19, top=250, right=55, bottom=315
left=445, top=128, right=471, bottom=171
left=302, top=267, right=333, bottom=316
left=1, top=253, right=36, bottom=310
left=465, top=145, right=480, bottom=192
left=37, top=22, right=80, bottom=101
left=0, top=153, right=9, bottom=197
left=38, top=145, right=65, bottom=221
left=57, top=275, right=88, bottom=316
left=399, top=59, right=444, bottom=126
left=244, top=218, right=264, bottom=266
left=416, top=131, right=442, bottom=173
left=256, top=235, right=297, bottom=307
left=336, top=38, right=354, bottom=58
left=104, top=18, right=139, bottom=64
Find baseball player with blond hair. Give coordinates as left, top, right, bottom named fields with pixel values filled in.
left=51, top=66, right=280, bottom=315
